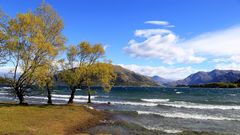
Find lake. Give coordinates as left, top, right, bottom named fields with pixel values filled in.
left=1, top=87, right=240, bottom=134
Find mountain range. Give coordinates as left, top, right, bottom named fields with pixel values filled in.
left=165, top=69, right=240, bottom=86
left=48, top=68, right=240, bottom=87
left=1, top=65, right=240, bottom=87
left=0, top=65, right=159, bottom=87
left=113, top=66, right=159, bottom=86
left=151, top=76, right=173, bottom=85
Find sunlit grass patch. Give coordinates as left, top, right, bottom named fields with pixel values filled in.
left=0, top=103, right=104, bottom=135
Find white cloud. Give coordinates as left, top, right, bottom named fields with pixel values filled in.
left=145, top=20, right=175, bottom=28
left=134, top=29, right=171, bottom=37
left=213, top=55, right=240, bottom=71
left=181, top=26, right=240, bottom=56
left=0, top=66, right=18, bottom=77
left=229, top=55, right=240, bottom=63
left=145, top=21, right=169, bottom=26
left=103, top=44, right=109, bottom=50
left=124, top=28, right=205, bottom=64
left=125, top=22, right=240, bottom=65
left=213, top=55, right=240, bottom=63
left=165, top=25, right=175, bottom=28
left=118, top=64, right=196, bottom=80
left=215, top=63, right=240, bottom=71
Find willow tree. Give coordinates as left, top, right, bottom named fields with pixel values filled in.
left=34, top=61, right=59, bottom=104
left=35, top=3, right=66, bottom=104
left=83, top=62, right=116, bottom=103
left=0, top=3, right=65, bottom=104
left=59, top=42, right=115, bottom=104
left=59, top=45, right=80, bottom=104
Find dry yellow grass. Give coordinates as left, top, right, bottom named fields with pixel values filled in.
left=0, top=103, right=105, bottom=135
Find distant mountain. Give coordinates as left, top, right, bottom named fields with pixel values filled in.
left=55, top=65, right=159, bottom=87
left=169, top=69, right=240, bottom=86
left=151, top=76, right=173, bottom=85
left=113, top=66, right=159, bottom=86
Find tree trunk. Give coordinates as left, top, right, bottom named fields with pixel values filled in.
left=68, top=86, right=76, bottom=104
left=46, top=84, right=52, bottom=105
left=87, top=91, right=91, bottom=103
left=16, top=90, right=25, bottom=105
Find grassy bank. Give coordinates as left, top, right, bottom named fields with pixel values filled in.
left=0, top=103, right=105, bottom=135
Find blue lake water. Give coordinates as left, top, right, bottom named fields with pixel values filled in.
left=1, top=87, right=240, bottom=134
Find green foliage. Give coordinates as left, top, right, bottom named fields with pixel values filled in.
left=88, top=89, right=97, bottom=95
left=0, top=77, right=9, bottom=84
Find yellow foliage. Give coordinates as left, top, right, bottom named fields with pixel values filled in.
left=89, top=62, right=116, bottom=91
left=0, top=2, right=66, bottom=100
left=60, top=42, right=116, bottom=94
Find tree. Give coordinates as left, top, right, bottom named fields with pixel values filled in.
left=59, top=45, right=81, bottom=104
left=35, top=2, right=66, bottom=104
left=33, top=61, right=59, bottom=104
left=0, top=3, right=65, bottom=104
left=59, top=42, right=115, bottom=104
left=83, top=62, right=116, bottom=103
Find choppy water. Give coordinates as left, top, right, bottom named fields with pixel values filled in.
left=1, top=87, right=240, bottom=134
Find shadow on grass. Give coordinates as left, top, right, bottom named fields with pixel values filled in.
left=0, top=102, right=74, bottom=108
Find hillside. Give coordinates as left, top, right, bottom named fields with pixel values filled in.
left=113, top=66, right=159, bottom=86
left=151, top=76, right=173, bottom=85
left=170, top=69, right=240, bottom=86
left=55, top=66, right=159, bottom=87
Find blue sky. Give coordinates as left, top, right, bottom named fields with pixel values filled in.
left=1, top=0, right=240, bottom=79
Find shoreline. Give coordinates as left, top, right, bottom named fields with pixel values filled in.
left=0, top=102, right=229, bottom=135
left=0, top=102, right=106, bottom=135
left=87, top=104, right=223, bottom=135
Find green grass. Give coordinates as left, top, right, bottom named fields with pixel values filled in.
left=0, top=103, right=105, bottom=135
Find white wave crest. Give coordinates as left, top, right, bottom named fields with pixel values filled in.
left=98, top=95, right=109, bottom=98
left=0, top=87, right=12, bottom=90
left=0, top=92, right=8, bottom=95
left=27, top=96, right=87, bottom=102
left=27, top=96, right=48, bottom=100
left=159, top=101, right=240, bottom=110
left=145, top=126, right=182, bottom=133
left=137, top=111, right=240, bottom=121
left=141, top=98, right=170, bottom=102
left=26, top=96, right=157, bottom=106
left=52, top=94, right=96, bottom=99
left=229, top=94, right=236, bottom=96
left=94, top=100, right=158, bottom=107
left=112, top=101, right=158, bottom=106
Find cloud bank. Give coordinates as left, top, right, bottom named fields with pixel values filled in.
left=119, top=64, right=195, bottom=80
left=125, top=21, right=240, bottom=66
left=123, top=21, right=240, bottom=78
left=124, top=28, right=205, bottom=64
left=181, top=26, right=240, bottom=56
